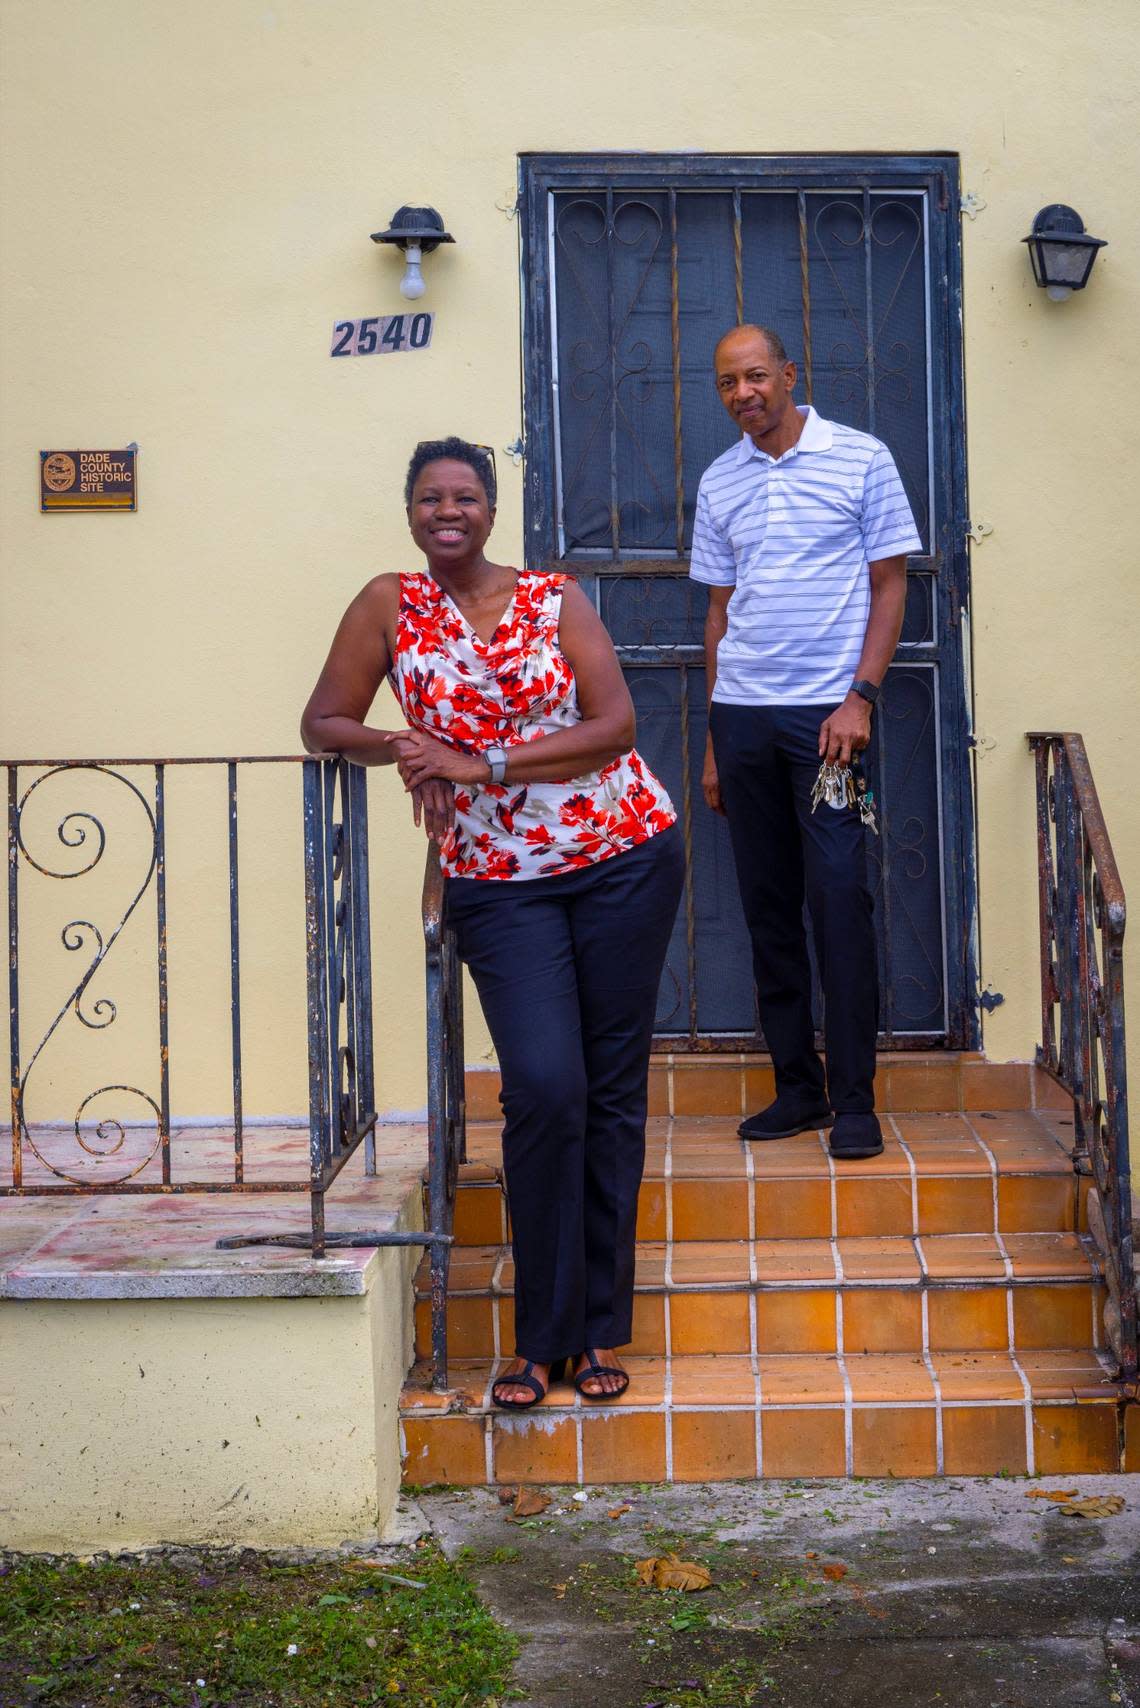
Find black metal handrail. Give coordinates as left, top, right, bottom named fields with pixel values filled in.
left=1029, top=732, right=1135, bottom=1381
left=4, top=754, right=377, bottom=1257
left=422, top=844, right=467, bottom=1389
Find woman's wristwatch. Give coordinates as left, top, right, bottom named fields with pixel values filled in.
left=483, top=745, right=509, bottom=785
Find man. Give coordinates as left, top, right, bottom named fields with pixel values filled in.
left=691, top=324, right=921, bottom=1160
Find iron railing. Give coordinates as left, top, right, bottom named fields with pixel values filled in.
left=422, top=844, right=467, bottom=1389
left=5, top=754, right=377, bottom=1256
left=1029, top=732, right=1136, bottom=1381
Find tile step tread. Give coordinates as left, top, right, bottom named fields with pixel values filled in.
left=417, top=1233, right=1100, bottom=1299
left=400, top=1349, right=1122, bottom=1419
left=444, top=1112, right=1076, bottom=1187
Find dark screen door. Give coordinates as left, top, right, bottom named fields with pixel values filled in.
left=520, top=154, right=975, bottom=1049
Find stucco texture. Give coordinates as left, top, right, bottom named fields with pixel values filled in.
left=1, top=0, right=1137, bottom=1115
left=0, top=1247, right=415, bottom=1552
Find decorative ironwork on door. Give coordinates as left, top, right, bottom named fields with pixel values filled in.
left=521, top=155, right=975, bottom=1049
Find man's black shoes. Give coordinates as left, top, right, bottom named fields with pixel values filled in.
left=738, top=1092, right=834, bottom=1142
left=738, top=1096, right=885, bottom=1158
left=828, top=1111, right=884, bottom=1159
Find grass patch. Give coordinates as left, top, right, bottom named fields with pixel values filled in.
left=0, top=1543, right=519, bottom=1707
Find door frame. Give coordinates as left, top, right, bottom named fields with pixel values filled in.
left=518, top=151, right=978, bottom=1049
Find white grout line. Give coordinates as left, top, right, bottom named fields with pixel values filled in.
left=484, top=1415, right=495, bottom=1483
left=889, top=1116, right=921, bottom=1237
left=820, top=1130, right=839, bottom=1240
left=962, top=1113, right=1002, bottom=1237
left=832, top=1238, right=845, bottom=1354
left=575, top=1410, right=584, bottom=1485
left=752, top=1326, right=764, bottom=1478
left=818, top=1130, right=853, bottom=1471
left=745, top=1137, right=760, bottom=1376
left=491, top=1297, right=501, bottom=1361
left=667, top=1055, right=675, bottom=1119
left=664, top=1355, right=675, bottom=1484
left=919, top=1291, right=945, bottom=1474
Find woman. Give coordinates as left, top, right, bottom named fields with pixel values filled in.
left=302, top=436, right=683, bottom=1409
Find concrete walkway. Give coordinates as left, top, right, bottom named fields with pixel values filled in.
left=419, top=1474, right=1140, bottom=1707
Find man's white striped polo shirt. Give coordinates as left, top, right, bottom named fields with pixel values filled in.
left=689, top=405, right=922, bottom=705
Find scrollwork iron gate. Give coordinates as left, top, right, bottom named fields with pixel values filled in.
left=521, top=153, right=975, bottom=1049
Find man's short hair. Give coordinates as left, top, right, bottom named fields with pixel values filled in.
left=404, top=436, right=497, bottom=508
left=716, top=324, right=790, bottom=368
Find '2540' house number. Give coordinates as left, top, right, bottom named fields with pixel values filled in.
left=330, top=313, right=433, bottom=357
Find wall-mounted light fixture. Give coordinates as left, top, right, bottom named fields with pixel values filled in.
left=1022, top=204, right=1106, bottom=302
left=370, top=206, right=454, bottom=300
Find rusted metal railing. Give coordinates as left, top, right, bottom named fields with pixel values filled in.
left=5, top=754, right=378, bottom=1256
left=422, top=844, right=467, bottom=1388
left=1029, top=733, right=1136, bottom=1381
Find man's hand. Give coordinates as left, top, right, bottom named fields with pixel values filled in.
left=701, top=737, right=725, bottom=814
left=818, top=693, right=873, bottom=766
left=411, top=779, right=456, bottom=846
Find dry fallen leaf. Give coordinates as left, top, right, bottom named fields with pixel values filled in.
left=1026, top=1488, right=1079, bottom=1501
left=511, top=1488, right=552, bottom=1519
left=805, top=1550, right=819, bottom=1559
left=1059, top=1495, right=1125, bottom=1519
left=608, top=1503, right=632, bottom=1520
left=635, top=1553, right=712, bottom=1592
left=822, top=1563, right=849, bottom=1582
left=553, top=1582, right=567, bottom=1600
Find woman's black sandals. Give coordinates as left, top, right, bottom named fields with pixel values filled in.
left=490, top=1357, right=565, bottom=1411
left=573, top=1351, right=630, bottom=1402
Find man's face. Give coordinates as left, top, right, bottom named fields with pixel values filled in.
left=714, top=330, right=797, bottom=440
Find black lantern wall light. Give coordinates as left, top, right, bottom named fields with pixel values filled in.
left=371, top=206, right=454, bottom=300
left=1022, top=204, right=1106, bottom=302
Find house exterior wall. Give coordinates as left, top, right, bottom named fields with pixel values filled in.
left=2, top=0, right=1137, bottom=1120
left=1, top=1252, right=416, bottom=1552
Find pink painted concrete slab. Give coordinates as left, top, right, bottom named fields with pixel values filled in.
left=1, top=1123, right=428, bottom=1300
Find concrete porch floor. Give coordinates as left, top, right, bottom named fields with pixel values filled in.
left=0, top=1122, right=428, bottom=1299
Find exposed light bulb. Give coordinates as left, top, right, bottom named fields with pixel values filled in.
left=400, top=243, right=426, bottom=300
left=1045, top=283, right=1073, bottom=303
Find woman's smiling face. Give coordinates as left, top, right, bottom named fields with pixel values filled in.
left=407, top=458, right=495, bottom=565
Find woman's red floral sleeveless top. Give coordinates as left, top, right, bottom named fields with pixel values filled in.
left=392, top=570, right=676, bottom=881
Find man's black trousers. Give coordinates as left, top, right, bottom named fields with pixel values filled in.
left=445, top=825, right=684, bottom=1364
left=710, top=701, right=879, bottom=1113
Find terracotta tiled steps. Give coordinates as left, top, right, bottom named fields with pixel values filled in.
left=401, top=1349, right=1122, bottom=1483
left=447, top=1111, right=1088, bottom=1248
left=414, top=1232, right=1105, bottom=1361
left=464, top=1055, right=1074, bottom=1123
left=400, top=1104, right=1127, bottom=1483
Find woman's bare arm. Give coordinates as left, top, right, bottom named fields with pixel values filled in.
left=300, top=576, right=403, bottom=763
left=301, top=575, right=455, bottom=841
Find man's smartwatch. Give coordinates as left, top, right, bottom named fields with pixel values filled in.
left=483, top=745, right=509, bottom=785
left=850, top=679, right=880, bottom=706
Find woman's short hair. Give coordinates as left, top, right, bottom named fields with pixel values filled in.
left=404, top=437, right=497, bottom=508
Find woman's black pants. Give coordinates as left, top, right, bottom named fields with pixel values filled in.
left=710, top=701, right=879, bottom=1114
left=445, top=825, right=684, bottom=1364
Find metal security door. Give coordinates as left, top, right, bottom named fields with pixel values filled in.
left=520, top=154, right=975, bottom=1048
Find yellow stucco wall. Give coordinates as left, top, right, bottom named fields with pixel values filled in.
left=0, top=1245, right=417, bottom=1552
left=2, top=0, right=1138, bottom=1117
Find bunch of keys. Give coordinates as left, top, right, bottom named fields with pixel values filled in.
left=810, top=762, right=879, bottom=834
